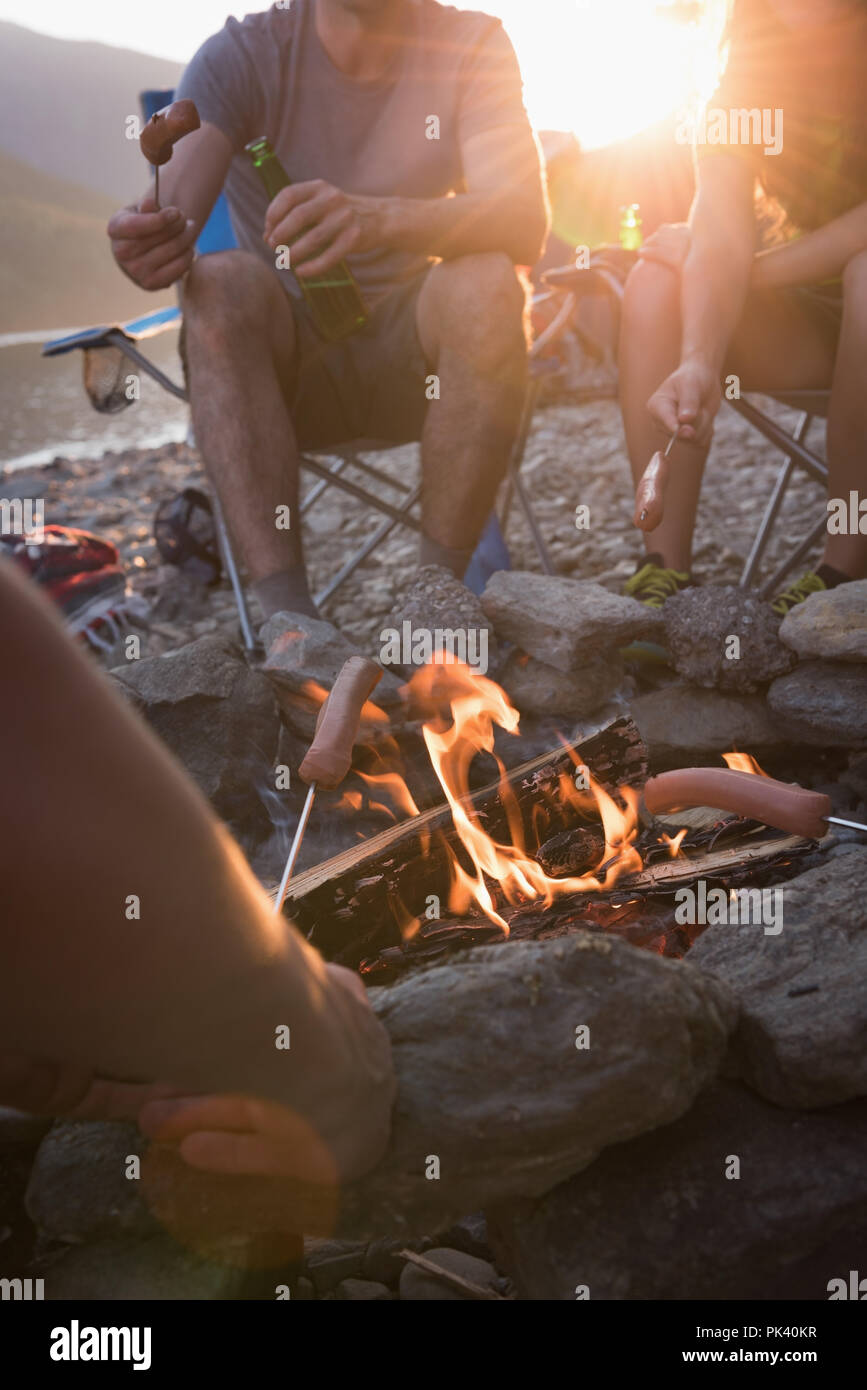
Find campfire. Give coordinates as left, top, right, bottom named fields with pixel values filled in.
left=278, top=658, right=813, bottom=977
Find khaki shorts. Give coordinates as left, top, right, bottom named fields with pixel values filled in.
left=179, top=266, right=433, bottom=451
left=284, top=268, right=432, bottom=450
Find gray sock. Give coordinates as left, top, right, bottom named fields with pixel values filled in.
left=253, top=567, right=321, bottom=622
left=419, top=533, right=474, bottom=581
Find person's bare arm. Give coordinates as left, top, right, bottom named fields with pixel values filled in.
left=107, top=121, right=234, bottom=291
left=648, top=154, right=756, bottom=447
left=0, top=558, right=394, bottom=1182
left=264, top=122, right=549, bottom=277
left=752, top=199, right=867, bottom=290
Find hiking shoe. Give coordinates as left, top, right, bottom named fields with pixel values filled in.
left=771, top=570, right=827, bottom=616
left=623, top=554, right=692, bottom=609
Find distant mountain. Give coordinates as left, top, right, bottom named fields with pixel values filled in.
left=0, top=149, right=169, bottom=333
left=0, top=21, right=182, bottom=203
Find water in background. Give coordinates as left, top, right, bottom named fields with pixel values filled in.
left=0, top=327, right=189, bottom=471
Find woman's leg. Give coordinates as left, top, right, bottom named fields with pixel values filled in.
left=619, top=263, right=840, bottom=573
left=823, top=251, right=867, bottom=579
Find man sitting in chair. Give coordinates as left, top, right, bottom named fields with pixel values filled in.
left=107, top=0, right=548, bottom=643
left=619, top=0, right=867, bottom=613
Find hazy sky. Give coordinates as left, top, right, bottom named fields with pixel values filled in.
left=0, top=1, right=724, bottom=147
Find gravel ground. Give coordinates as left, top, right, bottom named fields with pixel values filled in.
left=1, top=391, right=827, bottom=661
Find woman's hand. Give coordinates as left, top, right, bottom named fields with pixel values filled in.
left=647, top=357, right=722, bottom=449
left=638, top=222, right=691, bottom=274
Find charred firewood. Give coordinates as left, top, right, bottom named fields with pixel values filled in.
left=279, top=714, right=647, bottom=965
left=535, top=826, right=605, bottom=878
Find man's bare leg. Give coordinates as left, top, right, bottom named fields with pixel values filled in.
left=415, top=252, right=528, bottom=576
left=182, top=250, right=319, bottom=619
left=619, top=261, right=840, bottom=574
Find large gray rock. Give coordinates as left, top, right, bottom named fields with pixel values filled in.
left=381, top=565, right=499, bottom=676
left=481, top=572, right=662, bottom=674
left=687, top=849, right=867, bottom=1108
left=398, top=1247, right=500, bottom=1301
left=779, top=579, right=867, bottom=662
left=488, top=1081, right=867, bottom=1300
left=663, top=586, right=795, bottom=693
left=337, top=1277, right=392, bottom=1300
left=631, top=683, right=787, bottom=762
left=26, top=1121, right=156, bottom=1243
left=260, top=612, right=404, bottom=736
left=141, top=934, right=736, bottom=1240
left=32, top=1233, right=250, bottom=1300
left=767, top=661, right=867, bottom=746
left=499, top=650, right=623, bottom=719
left=112, top=636, right=280, bottom=835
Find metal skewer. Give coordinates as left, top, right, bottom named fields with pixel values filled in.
left=663, top=428, right=679, bottom=460
left=273, top=781, right=317, bottom=914
left=824, top=815, right=867, bottom=833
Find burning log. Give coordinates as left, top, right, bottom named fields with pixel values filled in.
left=279, top=714, right=647, bottom=963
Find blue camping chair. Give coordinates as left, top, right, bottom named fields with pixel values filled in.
left=43, top=89, right=564, bottom=649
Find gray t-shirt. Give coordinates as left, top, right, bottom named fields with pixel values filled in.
left=176, top=0, right=532, bottom=304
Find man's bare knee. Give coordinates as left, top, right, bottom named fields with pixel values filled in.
left=427, top=252, right=527, bottom=367
left=183, top=250, right=296, bottom=377
left=184, top=250, right=278, bottom=335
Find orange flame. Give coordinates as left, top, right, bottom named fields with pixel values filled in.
left=660, top=828, right=688, bottom=857
left=402, top=656, right=643, bottom=932
left=722, top=751, right=769, bottom=776
left=298, top=677, right=390, bottom=728
left=358, top=770, right=421, bottom=819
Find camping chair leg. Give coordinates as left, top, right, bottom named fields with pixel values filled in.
left=500, top=378, right=541, bottom=531
left=298, top=454, right=422, bottom=530
left=758, top=515, right=830, bottom=600
left=104, top=331, right=188, bottom=402
left=300, top=456, right=349, bottom=515
left=739, top=458, right=795, bottom=588
left=314, top=483, right=423, bottom=607
left=514, top=472, right=556, bottom=575
left=736, top=408, right=815, bottom=589
left=211, top=495, right=258, bottom=652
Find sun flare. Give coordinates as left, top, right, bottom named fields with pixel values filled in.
left=480, top=0, right=728, bottom=148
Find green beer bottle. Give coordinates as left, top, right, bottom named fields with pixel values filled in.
left=619, top=203, right=643, bottom=251
left=245, top=136, right=367, bottom=341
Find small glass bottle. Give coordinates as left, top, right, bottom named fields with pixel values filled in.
left=245, top=136, right=368, bottom=341
left=619, top=203, right=643, bottom=251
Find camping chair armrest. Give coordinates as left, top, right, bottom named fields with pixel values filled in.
left=42, top=307, right=187, bottom=403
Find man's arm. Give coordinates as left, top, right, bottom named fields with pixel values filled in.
left=752, top=199, right=867, bottom=290
left=265, top=123, right=548, bottom=277
left=107, top=122, right=233, bottom=291
left=0, top=558, right=394, bottom=1185
left=647, top=154, right=756, bottom=446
